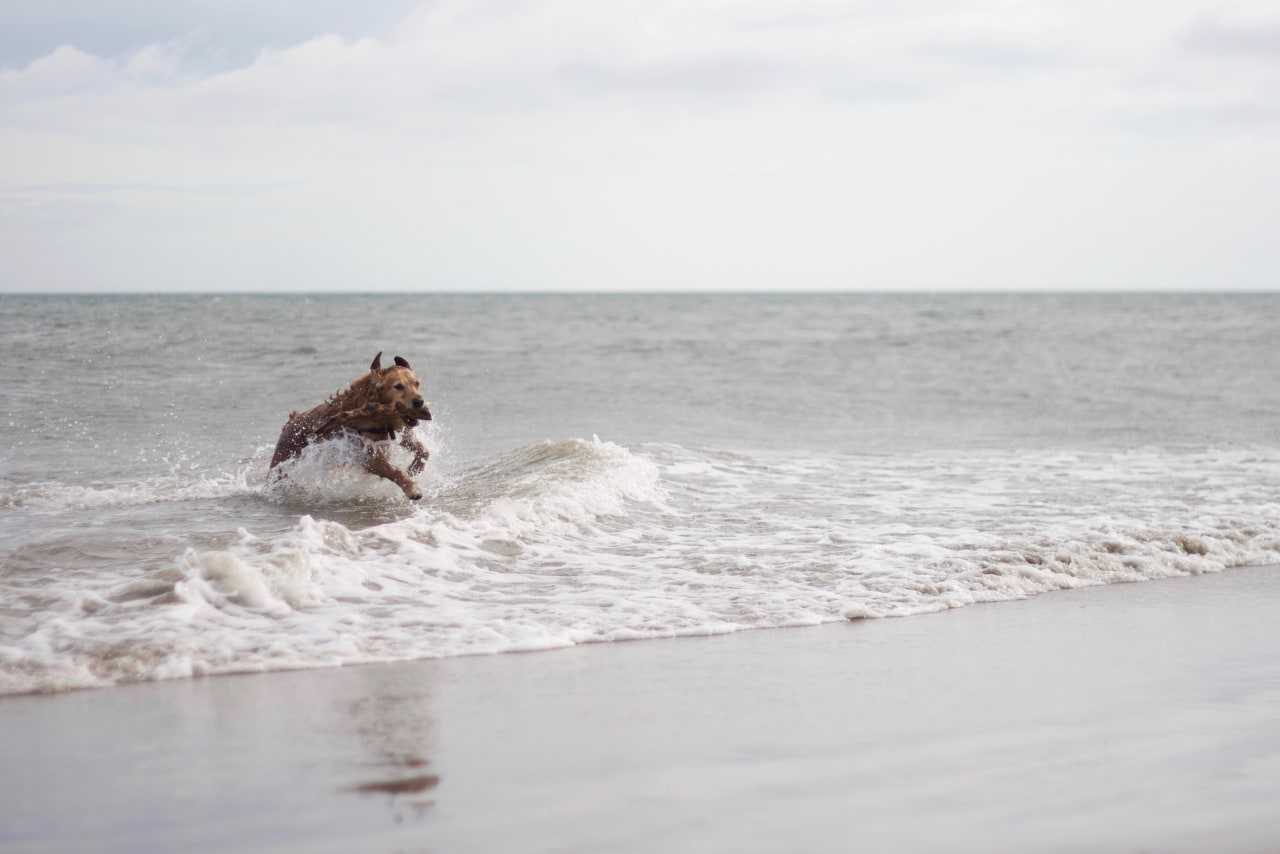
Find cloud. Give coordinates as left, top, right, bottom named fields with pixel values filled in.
left=560, top=55, right=790, bottom=98
left=0, top=0, right=423, bottom=71
left=919, top=37, right=1070, bottom=71
left=0, top=45, right=112, bottom=95
left=1, top=0, right=1279, bottom=292
left=1101, top=9, right=1280, bottom=137
left=1110, top=98, right=1280, bottom=135
left=1182, top=15, right=1280, bottom=59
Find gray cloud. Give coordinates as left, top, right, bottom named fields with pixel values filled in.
left=729, top=7, right=869, bottom=33
left=1110, top=99, right=1280, bottom=136
left=1182, top=16, right=1280, bottom=59
left=820, top=76, right=926, bottom=104
left=560, top=56, right=788, bottom=98
left=557, top=55, right=929, bottom=106
left=0, top=0, right=420, bottom=71
left=0, top=180, right=297, bottom=197
left=919, top=37, right=1071, bottom=71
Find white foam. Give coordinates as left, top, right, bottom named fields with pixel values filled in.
left=0, top=465, right=260, bottom=512
left=3, top=439, right=1280, bottom=695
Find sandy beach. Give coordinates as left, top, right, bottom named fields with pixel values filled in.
left=1, top=565, right=1278, bottom=853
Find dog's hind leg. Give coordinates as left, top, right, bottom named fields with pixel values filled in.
left=270, top=417, right=308, bottom=470
left=364, top=446, right=422, bottom=500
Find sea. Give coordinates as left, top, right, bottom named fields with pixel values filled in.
left=2, top=293, right=1278, bottom=695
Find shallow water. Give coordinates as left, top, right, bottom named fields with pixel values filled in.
left=2, top=293, right=1279, bottom=693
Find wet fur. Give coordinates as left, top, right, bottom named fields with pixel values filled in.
left=269, top=353, right=431, bottom=500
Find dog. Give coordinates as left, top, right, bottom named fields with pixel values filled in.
left=269, top=352, right=432, bottom=500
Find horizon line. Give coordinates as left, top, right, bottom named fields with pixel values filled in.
left=1, top=287, right=1278, bottom=297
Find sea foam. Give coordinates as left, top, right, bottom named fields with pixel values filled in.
left=2, top=439, right=1279, bottom=695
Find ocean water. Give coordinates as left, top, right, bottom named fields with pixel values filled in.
left=2, top=293, right=1279, bottom=694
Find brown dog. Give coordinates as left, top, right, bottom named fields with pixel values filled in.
left=269, top=352, right=432, bottom=500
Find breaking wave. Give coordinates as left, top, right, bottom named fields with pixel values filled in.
left=3, top=439, right=1280, bottom=695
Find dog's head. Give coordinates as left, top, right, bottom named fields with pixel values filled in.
left=368, top=352, right=431, bottom=425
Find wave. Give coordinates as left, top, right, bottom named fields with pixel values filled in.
left=0, top=458, right=266, bottom=513
left=3, top=439, right=1280, bottom=695
left=0, top=428, right=436, bottom=512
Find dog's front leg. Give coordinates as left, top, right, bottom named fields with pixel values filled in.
left=400, top=430, right=430, bottom=476
left=364, top=446, right=422, bottom=500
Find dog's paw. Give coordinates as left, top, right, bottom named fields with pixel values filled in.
left=408, top=491, right=423, bottom=501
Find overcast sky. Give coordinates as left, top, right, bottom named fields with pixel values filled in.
left=2, top=0, right=1277, bottom=292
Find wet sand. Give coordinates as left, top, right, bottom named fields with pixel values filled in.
left=2, top=565, right=1279, bottom=853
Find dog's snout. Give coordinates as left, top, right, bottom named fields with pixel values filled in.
left=412, top=398, right=424, bottom=409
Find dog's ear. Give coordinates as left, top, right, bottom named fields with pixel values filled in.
left=393, top=356, right=411, bottom=369
left=369, top=351, right=383, bottom=373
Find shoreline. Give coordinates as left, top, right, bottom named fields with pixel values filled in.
left=3, top=564, right=1279, bottom=852
left=6, top=558, right=1277, bottom=701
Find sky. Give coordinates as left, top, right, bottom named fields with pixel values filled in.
left=1, top=0, right=1277, bottom=292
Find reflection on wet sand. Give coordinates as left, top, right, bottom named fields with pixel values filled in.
left=351, top=774, right=440, bottom=796
left=342, top=673, right=439, bottom=821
